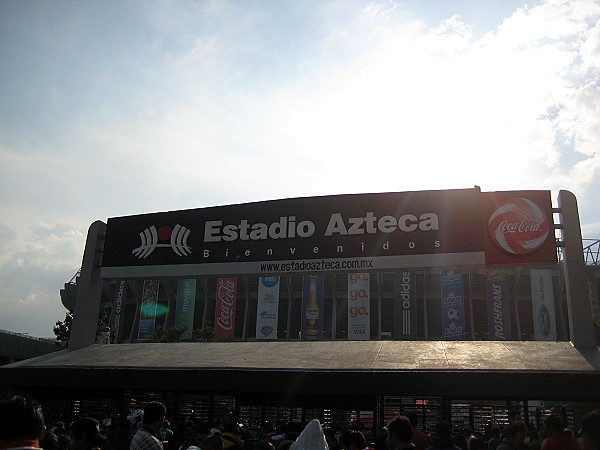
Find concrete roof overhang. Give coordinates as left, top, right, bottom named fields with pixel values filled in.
left=2, top=341, right=599, bottom=402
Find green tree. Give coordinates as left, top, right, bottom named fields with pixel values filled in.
left=53, top=311, right=73, bottom=349
left=192, top=321, right=216, bottom=342
left=53, top=308, right=110, bottom=349
left=152, top=324, right=189, bottom=343
left=152, top=321, right=216, bottom=343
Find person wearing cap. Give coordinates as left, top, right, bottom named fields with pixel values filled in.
left=130, top=402, right=167, bottom=450
left=0, top=396, right=46, bottom=450
left=70, top=417, right=107, bottom=450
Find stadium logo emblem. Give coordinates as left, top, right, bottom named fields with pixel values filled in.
left=132, top=224, right=192, bottom=258
left=488, top=198, right=550, bottom=255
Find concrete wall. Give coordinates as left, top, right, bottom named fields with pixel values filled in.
left=0, top=329, right=57, bottom=365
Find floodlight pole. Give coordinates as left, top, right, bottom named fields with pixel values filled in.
left=69, top=220, right=106, bottom=350
left=557, top=190, right=597, bottom=349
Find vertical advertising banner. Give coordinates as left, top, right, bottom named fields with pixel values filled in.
left=530, top=269, right=557, bottom=341
left=301, top=275, right=324, bottom=340
left=109, top=280, right=127, bottom=342
left=256, top=276, right=280, bottom=339
left=441, top=269, right=466, bottom=340
left=486, top=269, right=512, bottom=340
left=175, top=279, right=197, bottom=339
left=138, top=280, right=159, bottom=340
left=394, top=271, right=417, bottom=339
left=215, top=278, right=237, bottom=340
left=348, top=273, right=370, bottom=340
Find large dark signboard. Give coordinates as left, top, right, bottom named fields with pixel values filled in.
left=100, top=188, right=556, bottom=279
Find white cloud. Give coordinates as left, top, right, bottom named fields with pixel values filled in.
left=2, top=0, right=600, bottom=336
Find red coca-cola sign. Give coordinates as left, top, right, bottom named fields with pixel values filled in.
left=488, top=197, right=550, bottom=255
left=215, top=277, right=237, bottom=339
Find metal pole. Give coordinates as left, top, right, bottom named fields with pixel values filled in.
left=468, top=269, right=475, bottom=340
left=287, top=275, right=293, bottom=341
left=242, top=277, right=250, bottom=341
left=423, top=271, right=429, bottom=340
left=332, top=274, right=337, bottom=340
left=377, top=272, right=383, bottom=340
left=514, top=267, right=522, bottom=340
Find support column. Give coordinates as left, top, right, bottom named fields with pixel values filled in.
left=557, top=190, right=597, bottom=349
left=69, top=221, right=106, bottom=350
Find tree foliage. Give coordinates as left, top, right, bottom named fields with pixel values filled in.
left=53, top=308, right=110, bottom=349
left=53, top=311, right=73, bottom=349
left=152, top=321, right=216, bottom=343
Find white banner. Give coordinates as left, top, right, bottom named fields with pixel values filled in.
left=348, top=273, right=370, bottom=340
left=530, top=269, right=557, bottom=341
left=255, top=276, right=280, bottom=339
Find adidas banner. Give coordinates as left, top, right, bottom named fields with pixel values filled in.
left=109, top=280, right=127, bottom=342
left=394, top=271, right=417, bottom=339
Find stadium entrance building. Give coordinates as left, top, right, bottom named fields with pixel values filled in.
left=2, top=188, right=599, bottom=436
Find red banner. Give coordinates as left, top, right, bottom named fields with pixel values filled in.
left=215, top=277, right=237, bottom=339
left=482, top=191, right=556, bottom=267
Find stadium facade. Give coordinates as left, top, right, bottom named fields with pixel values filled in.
left=1, top=188, right=599, bottom=435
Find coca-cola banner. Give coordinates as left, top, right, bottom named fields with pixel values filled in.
left=483, top=191, right=556, bottom=267
left=138, top=280, right=159, bottom=340
left=215, top=277, right=237, bottom=339
left=255, top=276, right=280, bottom=339
left=441, top=269, right=466, bottom=340
left=301, top=275, right=324, bottom=341
left=348, top=273, right=370, bottom=340
left=109, top=280, right=127, bottom=342
left=175, top=279, right=196, bottom=339
left=530, top=269, right=557, bottom=341
left=394, top=271, right=417, bottom=339
left=486, top=269, right=512, bottom=340
left=101, top=188, right=557, bottom=278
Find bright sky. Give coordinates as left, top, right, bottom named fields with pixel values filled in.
left=1, top=0, right=600, bottom=338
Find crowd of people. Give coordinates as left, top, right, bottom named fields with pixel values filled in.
left=0, top=396, right=598, bottom=450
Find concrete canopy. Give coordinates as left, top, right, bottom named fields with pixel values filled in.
left=2, top=341, right=599, bottom=402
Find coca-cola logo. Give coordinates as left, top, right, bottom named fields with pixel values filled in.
left=488, top=198, right=550, bottom=255
left=216, top=278, right=236, bottom=332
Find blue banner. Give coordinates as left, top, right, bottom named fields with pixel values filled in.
left=175, top=279, right=197, bottom=339
left=486, top=269, right=512, bottom=340
left=441, top=269, right=465, bottom=340
left=256, top=276, right=280, bottom=339
left=301, top=275, right=325, bottom=340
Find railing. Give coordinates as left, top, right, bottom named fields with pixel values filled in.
left=0, top=328, right=54, bottom=343
left=68, top=270, right=81, bottom=284
left=583, top=239, right=600, bottom=265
